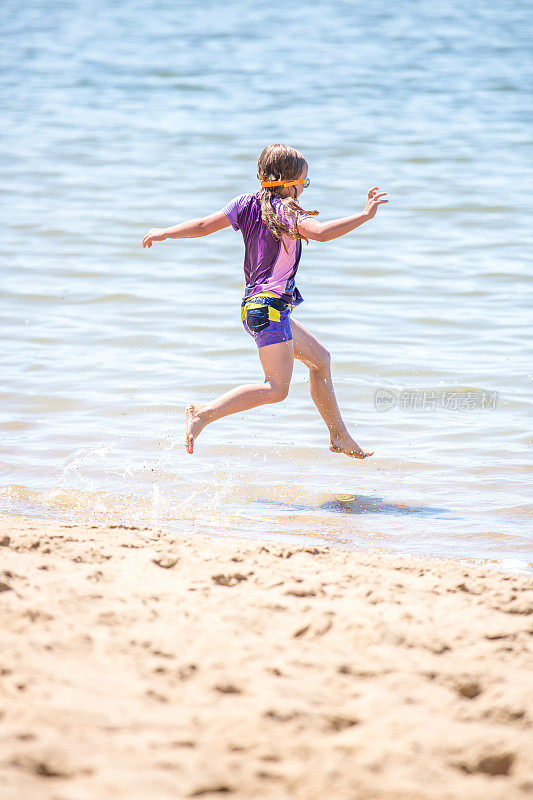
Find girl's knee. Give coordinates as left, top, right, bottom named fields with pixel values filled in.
left=268, top=383, right=290, bottom=403
left=312, top=348, right=331, bottom=372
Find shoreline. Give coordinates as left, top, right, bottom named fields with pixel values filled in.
left=0, top=513, right=532, bottom=799
left=2, top=501, right=531, bottom=579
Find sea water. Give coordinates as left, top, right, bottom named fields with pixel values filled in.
left=1, top=0, right=532, bottom=573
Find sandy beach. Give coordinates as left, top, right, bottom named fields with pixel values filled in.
left=0, top=514, right=531, bottom=799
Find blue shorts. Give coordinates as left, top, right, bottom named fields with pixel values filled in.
left=241, top=292, right=295, bottom=348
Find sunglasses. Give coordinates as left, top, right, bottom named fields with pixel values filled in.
left=261, top=177, right=310, bottom=189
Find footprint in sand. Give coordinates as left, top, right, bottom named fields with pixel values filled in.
left=11, top=752, right=93, bottom=779
left=212, top=573, right=248, bottom=586
left=455, top=680, right=482, bottom=699
left=214, top=684, right=242, bottom=694
left=152, top=556, right=180, bottom=569
left=189, top=784, right=233, bottom=797
left=454, top=750, right=515, bottom=776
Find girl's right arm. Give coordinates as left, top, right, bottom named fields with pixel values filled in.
left=141, top=210, right=231, bottom=248
left=298, top=186, right=388, bottom=243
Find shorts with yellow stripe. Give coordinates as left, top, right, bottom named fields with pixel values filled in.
left=240, top=291, right=295, bottom=348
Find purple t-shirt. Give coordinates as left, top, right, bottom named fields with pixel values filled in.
left=222, top=191, right=311, bottom=306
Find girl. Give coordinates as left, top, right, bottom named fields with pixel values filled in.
left=142, top=144, right=388, bottom=458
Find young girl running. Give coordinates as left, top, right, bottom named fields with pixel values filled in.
left=142, top=144, right=388, bottom=458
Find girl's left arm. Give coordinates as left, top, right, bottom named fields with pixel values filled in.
left=142, top=210, right=232, bottom=248
left=298, top=187, right=388, bottom=243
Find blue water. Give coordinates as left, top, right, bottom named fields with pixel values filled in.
left=1, top=0, right=532, bottom=573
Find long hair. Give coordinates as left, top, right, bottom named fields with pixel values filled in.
left=257, top=144, right=318, bottom=254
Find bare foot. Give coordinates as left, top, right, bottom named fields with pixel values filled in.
left=185, top=404, right=208, bottom=454
left=329, top=432, right=374, bottom=459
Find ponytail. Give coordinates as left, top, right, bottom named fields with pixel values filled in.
left=256, top=145, right=319, bottom=254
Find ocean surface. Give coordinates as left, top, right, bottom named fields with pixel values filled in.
left=1, top=0, right=532, bottom=574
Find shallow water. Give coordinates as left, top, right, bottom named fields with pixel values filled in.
left=1, top=0, right=532, bottom=574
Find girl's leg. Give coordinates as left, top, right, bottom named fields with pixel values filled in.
left=185, top=339, right=294, bottom=453
left=291, top=317, right=373, bottom=459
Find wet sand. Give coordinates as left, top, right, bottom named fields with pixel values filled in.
left=0, top=514, right=531, bottom=799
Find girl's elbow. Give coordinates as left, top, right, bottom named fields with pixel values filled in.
left=197, top=219, right=213, bottom=236
left=198, top=216, right=226, bottom=236
left=308, top=226, right=328, bottom=243
left=299, top=222, right=326, bottom=243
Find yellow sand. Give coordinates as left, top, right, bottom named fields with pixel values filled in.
left=0, top=514, right=531, bottom=799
